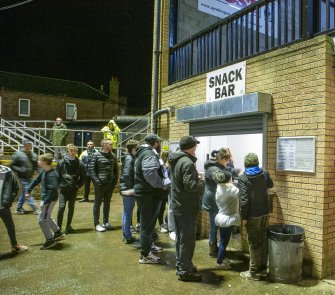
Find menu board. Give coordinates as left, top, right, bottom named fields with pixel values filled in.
left=276, top=137, right=316, bottom=173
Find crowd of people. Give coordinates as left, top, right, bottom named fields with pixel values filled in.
left=0, top=120, right=274, bottom=283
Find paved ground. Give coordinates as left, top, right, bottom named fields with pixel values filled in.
left=1, top=193, right=335, bottom=295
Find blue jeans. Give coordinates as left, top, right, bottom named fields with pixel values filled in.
left=217, top=226, right=233, bottom=264
left=122, top=195, right=135, bottom=239
left=17, top=178, right=37, bottom=211
left=209, top=211, right=218, bottom=243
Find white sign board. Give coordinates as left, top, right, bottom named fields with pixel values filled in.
left=198, top=0, right=273, bottom=35
left=206, top=61, right=246, bottom=102
left=276, top=137, right=316, bottom=173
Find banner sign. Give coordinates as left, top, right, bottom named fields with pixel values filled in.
left=198, top=0, right=272, bottom=35
left=206, top=61, right=246, bottom=101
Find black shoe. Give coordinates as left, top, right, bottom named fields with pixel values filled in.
left=40, top=239, right=56, bottom=250
left=178, top=273, right=202, bottom=282
left=124, top=237, right=136, bottom=244
left=16, top=208, right=26, bottom=214
left=65, top=226, right=76, bottom=234
left=79, top=198, right=89, bottom=202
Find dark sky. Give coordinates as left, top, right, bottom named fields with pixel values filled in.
left=0, top=0, right=154, bottom=112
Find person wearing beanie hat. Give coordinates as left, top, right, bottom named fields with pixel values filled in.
left=11, top=139, right=39, bottom=215
left=202, top=148, right=240, bottom=258
left=134, top=133, right=171, bottom=264
left=213, top=171, right=240, bottom=270
left=238, top=152, right=274, bottom=281
left=168, top=136, right=204, bottom=282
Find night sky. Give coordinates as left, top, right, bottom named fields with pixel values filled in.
left=0, top=0, right=154, bottom=113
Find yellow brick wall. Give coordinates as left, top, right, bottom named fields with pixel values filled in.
left=152, top=0, right=335, bottom=279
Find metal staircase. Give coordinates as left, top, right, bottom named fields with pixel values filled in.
left=118, top=113, right=151, bottom=148
left=0, top=118, right=54, bottom=156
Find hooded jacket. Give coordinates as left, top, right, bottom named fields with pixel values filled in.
left=49, top=123, right=68, bottom=146
left=0, top=166, right=19, bottom=209
left=134, top=145, right=170, bottom=196
left=215, top=183, right=240, bottom=228
left=11, top=149, right=38, bottom=180
left=237, top=167, right=274, bottom=219
left=57, top=155, right=85, bottom=191
left=119, top=152, right=135, bottom=192
left=202, top=159, right=239, bottom=212
left=169, top=150, right=204, bottom=216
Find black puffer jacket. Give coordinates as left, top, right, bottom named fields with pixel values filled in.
left=0, top=166, right=19, bottom=208
left=89, top=150, right=118, bottom=186
left=169, top=150, right=204, bottom=216
left=57, top=156, right=85, bottom=191
left=119, top=152, right=135, bottom=192
left=237, top=169, right=274, bottom=219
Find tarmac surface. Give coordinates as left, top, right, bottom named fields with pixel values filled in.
left=1, top=193, right=335, bottom=295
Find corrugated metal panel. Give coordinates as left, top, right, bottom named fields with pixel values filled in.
left=190, top=115, right=263, bottom=136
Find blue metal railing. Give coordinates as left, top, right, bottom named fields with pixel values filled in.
left=169, top=0, right=335, bottom=84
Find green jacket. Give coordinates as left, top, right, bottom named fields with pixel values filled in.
left=50, top=123, right=68, bottom=146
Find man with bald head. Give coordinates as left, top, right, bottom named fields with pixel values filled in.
left=49, top=117, right=68, bottom=161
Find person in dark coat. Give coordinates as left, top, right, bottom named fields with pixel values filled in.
left=89, top=139, right=118, bottom=232
left=119, top=139, right=138, bottom=243
left=202, top=148, right=240, bottom=257
left=169, top=136, right=205, bottom=282
left=56, top=144, right=85, bottom=234
left=11, top=139, right=39, bottom=214
left=0, top=165, right=28, bottom=253
left=134, top=134, right=170, bottom=264
left=238, top=153, right=274, bottom=280
left=49, top=117, right=69, bottom=161
left=79, top=140, right=98, bottom=202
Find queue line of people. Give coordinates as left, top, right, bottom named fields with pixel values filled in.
left=0, top=132, right=274, bottom=283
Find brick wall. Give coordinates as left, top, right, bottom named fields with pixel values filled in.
left=154, top=2, right=335, bottom=276
left=0, top=89, right=118, bottom=120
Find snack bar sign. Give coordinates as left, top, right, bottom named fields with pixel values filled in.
left=206, top=61, right=246, bottom=102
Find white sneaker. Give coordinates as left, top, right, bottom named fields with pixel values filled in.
left=151, top=243, right=163, bottom=253
left=160, top=225, right=168, bottom=233
left=95, top=224, right=106, bottom=232
left=216, top=258, right=231, bottom=270
left=169, top=231, right=176, bottom=241
left=148, top=252, right=161, bottom=262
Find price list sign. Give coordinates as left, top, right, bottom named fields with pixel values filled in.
left=276, top=137, right=316, bottom=173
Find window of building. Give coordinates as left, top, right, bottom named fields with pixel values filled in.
left=66, top=103, right=77, bottom=120
left=19, top=99, right=30, bottom=117
left=120, top=108, right=125, bottom=115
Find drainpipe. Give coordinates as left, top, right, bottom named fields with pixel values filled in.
left=152, top=0, right=161, bottom=134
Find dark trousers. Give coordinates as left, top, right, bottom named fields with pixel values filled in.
left=93, top=183, right=114, bottom=225
left=0, top=207, right=17, bottom=246
left=174, top=213, right=198, bottom=275
left=136, top=194, right=162, bottom=257
left=57, top=189, right=77, bottom=230
left=83, top=175, right=92, bottom=200
left=245, top=215, right=269, bottom=274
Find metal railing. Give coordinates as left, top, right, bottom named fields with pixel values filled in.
left=169, top=0, right=335, bottom=84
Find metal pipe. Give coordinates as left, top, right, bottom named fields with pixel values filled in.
left=153, top=107, right=171, bottom=119
left=152, top=0, right=161, bottom=134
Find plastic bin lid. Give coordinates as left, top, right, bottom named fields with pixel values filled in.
left=268, top=224, right=305, bottom=243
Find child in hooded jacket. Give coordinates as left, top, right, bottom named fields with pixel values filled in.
left=214, top=171, right=240, bottom=269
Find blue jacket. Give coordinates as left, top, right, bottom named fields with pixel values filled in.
left=27, top=169, right=59, bottom=204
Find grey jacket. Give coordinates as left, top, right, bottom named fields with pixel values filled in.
left=11, top=149, right=38, bottom=180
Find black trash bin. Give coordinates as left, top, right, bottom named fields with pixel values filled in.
left=268, top=224, right=305, bottom=284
